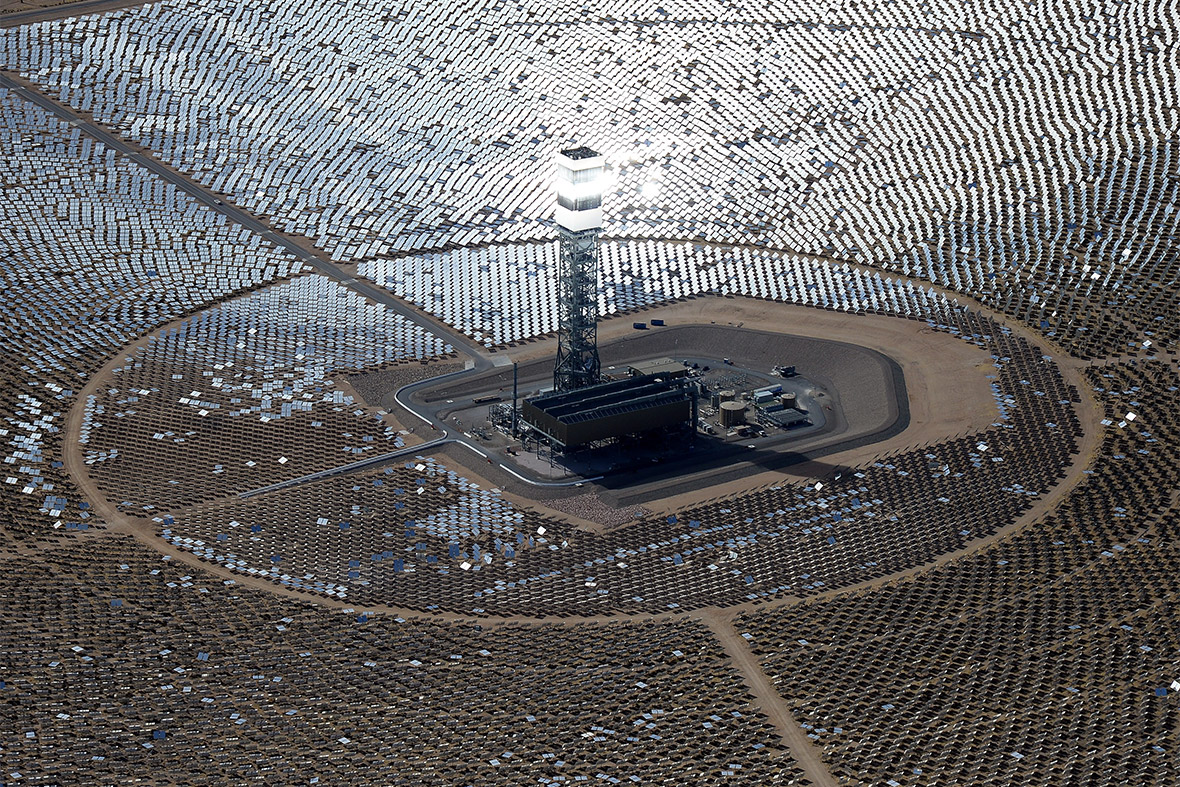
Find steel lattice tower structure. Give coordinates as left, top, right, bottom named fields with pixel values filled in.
left=553, top=147, right=605, bottom=392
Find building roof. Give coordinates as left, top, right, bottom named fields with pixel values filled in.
left=521, top=374, right=696, bottom=447
left=559, top=146, right=600, bottom=160
left=628, top=358, right=686, bottom=378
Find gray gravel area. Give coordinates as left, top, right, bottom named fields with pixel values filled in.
left=348, top=360, right=466, bottom=410
left=544, top=492, right=649, bottom=529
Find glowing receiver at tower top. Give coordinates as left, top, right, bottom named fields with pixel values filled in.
left=554, top=147, right=605, bottom=232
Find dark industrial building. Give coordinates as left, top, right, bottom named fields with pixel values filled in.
left=520, top=373, right=698, bottom=449
left=626, top=357, right=688, bottom=379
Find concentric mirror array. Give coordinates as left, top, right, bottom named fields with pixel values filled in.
left=0, top=0, right=1177, bottom=783
left=2, top=535, right=804, bottom=785
left=78, top=273, right=451, bottom=514
left=360, top=240, right=954, bottom=346
left=0, top=85, right=301, bottom=540
left=4, top=0, right=1177, bottom=357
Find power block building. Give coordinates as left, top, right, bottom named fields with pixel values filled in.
left=520, top=373, right=698, bottom=449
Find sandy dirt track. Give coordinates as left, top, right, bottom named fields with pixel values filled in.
left=60, top=288, right=1099, bottom=619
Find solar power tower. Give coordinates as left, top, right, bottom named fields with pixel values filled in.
left=553, top=146, right=605, bottom=392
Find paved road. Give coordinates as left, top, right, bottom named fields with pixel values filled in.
left=237, top=362, right=601, bottom=498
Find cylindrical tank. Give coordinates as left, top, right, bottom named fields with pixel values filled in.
left=780, top=392, right=798, bottom=409
left=718, top=389, right=737, bottom=403
left=720, top=401, right=746, bottom=427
